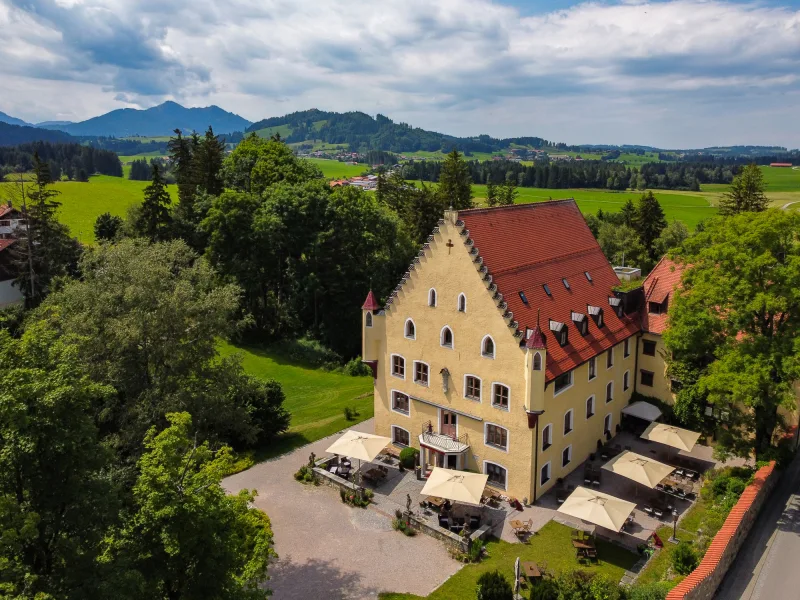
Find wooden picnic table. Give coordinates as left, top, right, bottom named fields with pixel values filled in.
left=426, top=496, right=446, bottom=509
left=510, top=519, right=524, bottom=534
left=571, top=539, right=595, bottom=550
left=521, top=562, right=542, bottom=580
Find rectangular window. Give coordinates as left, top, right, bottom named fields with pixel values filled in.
left=554, top=371, right=573, bottom=394
left=485, top=463, right=507, bottom=489
left=586, top=396, right=595, bottom=419
left=606, top=348, right=614, bottom=369
left=604, top=414, right=612, bottom=435
left=465, top=376, right=481, bottom=401
left=540, top=462, right=551, bottom=486
left=486, top=425, right=508, bottom=450
left=391, top=355, right=405, bottom=378
left=649, top=301, right=662, bottom=314
left=391, top=391, right=410, bottom=415
left=562, top=446, right=571, bottom=468
left=624, top=338, right=630, bottom=358
left=623, top=371, right=630, bottom=391
left=492, top=384, right=509, bottom=410
left=588, top=357, right=596, bottom=381
left=563, top=410, right=573, bottom=435
left=414, top=362, right=429, bottom=386
left=392, top=427, right=410, bottom=447
left=542, top=425, right=552, bottom=451
left=640, top=370, right=655, bottom=387
left=606, top=382, right=613, bottom=403
left=643, top=340, right=657, bottom=356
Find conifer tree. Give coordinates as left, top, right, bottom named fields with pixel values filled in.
left=719, top=164, right=768, bottom=216
left=497, top=178, right=517, bottom=206
left=168, top=129, right=196, bottom=208
left=136, top=163, right=172, bottom=242
left=620, top=198, right=637, bottom=227
left=485, top=179, right=497, bottom=207
left=437, top=149, right=472, bottom=209
left=194, top=126, right=226, bottom=197
left=633, top=191, right=667, bottom=262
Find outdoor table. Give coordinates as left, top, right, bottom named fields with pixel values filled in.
left=571, top=539, right=595, bottom=550
left=426, top=496, right=446, bottom=509
left=521, top=562, right=542, bottom=580
left=510, top=519, right=524, bottom=534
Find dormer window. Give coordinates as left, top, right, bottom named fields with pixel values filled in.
left=649, top=296, right=669, bottom=314
left=588, top=305, right=604, bottom=328
left=550, top=320, right=568, bottom=347
left=609, top=296, right=623, bottom=318
left=571, top=312, right=588, bottom=336
left=404, top=319, right=416, bottom=339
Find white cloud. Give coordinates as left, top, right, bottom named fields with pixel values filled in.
left=0, top=0, right=798, bottom=146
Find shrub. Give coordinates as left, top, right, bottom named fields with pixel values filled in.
left=391, top=518, right=416, bottom=536
left=343, top=406, right=360, bottom=421
left=467, top=539, right=485, bottom=563
left=672, top=542, right=699, bottom=575
left=711, top=474, right=731, bottom=498
left=293, top=464, right=316, bottom=484
left=627, top=581, right=672, bottom=600
left=344, top=356, right=372, bottom=377
left=476, top=570, right=513, bottom=600
left=727, top=477, right=747, bottom=496
left=399, top=447, right=419, bottom=469
left=284, top=337, right=342, bottom=368
left=529, top=579, right=557, bottom=600
left=340, top=489, right=347, bottom=503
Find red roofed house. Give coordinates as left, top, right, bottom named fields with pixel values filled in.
left=361, top=201, right=640, bottom=502
left=0, top=238, right=23, bottom=308
left=0, top=201, right=26, bottom=240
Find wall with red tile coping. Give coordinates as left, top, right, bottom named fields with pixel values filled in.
left=665, top=461, right=778, bottom=600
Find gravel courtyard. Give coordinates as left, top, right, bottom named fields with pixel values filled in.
left=223, top=419, right=462, bottom=599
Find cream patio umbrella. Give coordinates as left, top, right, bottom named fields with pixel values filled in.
left=420, top=467, right=489, bottom=505
left=641, top=423, right=701, bottom=453
left=557, top=486, right=636, bottom=532
left=325, top=430, right=391, bottom=486
left=602, top=451, right=674, bottom=489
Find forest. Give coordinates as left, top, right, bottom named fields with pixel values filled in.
left=0, top=141, right=122, bottom=181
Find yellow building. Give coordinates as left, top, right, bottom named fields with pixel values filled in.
left=361, top=201, right=639, bottom=503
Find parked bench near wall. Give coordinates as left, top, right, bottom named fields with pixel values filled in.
left=666, top=461, right=778, bottom=600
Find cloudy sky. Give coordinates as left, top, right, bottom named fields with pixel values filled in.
left=1, top=0, right=798, bottom=148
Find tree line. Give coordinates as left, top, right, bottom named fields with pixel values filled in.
left=0, top=141, right=122, bottom=181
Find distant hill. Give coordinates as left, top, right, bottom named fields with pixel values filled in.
left=0, top=122, right=75, bottom=146
left=52, top=101, right=251, bottom=137
left=0, top=111, right=31, bottom=127
left=36, top=120, right=75, bottom=128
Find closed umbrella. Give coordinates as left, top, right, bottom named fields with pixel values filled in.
left=420, top=467, right=488, bottom=505
left=557, top=486, right=636, bottom=532
left=641, top=422, right=701, bottom=453
left=326, top=430, right=390, bottom=486
left=602, top=451, right=674, bottom=489
left=514, top=557, right=520, bottom=596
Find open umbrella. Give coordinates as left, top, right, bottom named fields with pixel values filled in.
left=557, top=486, right=636, bottom=532
left=326, top=430, right=390, bottom=487
left=641, top=422, right=701, bottom=453
left=602, top=451, right=674, bottom=489
left=420, top=467, right=489, bottom=505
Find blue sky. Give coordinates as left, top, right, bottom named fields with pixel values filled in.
left=0, top=0, right=798, bottom=148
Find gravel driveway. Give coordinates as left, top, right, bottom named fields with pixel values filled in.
left=224, top=419, right=461, bottom=599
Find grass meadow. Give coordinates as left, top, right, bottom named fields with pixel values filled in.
left=306, top=158, right=370, bottom=179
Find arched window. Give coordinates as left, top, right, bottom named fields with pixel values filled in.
left=458, top=293, right=467, bottom=312
left=428, top=288, right=437, bottom=307
left=365, top=312, right=373, bottom=327
left=441, top=326, right=453, bottom=348
left=404, top=319, right=416, bottom=340
left=481, top=335, right=495, bottom=358
left=533, top=352, right=542, bottom=371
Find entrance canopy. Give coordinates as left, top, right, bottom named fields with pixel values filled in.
left=621, top=401, right=662, bottom=422
left=557, top=486, right=636, bottom=532
left=325, top=430, right=390, bottom=462
left=420, top=467, right=488, bottom=505
left=602, top=451, right=674, bottom=488
left=641, top=422, right=701, bottom=453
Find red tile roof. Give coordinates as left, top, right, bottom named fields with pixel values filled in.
left=0, top=204, right=17, bottom=219
left=641, top=256, right=685, bottom=335
left=459, top=200, right=640, bottom=382
left=0, top=239, right=15, bottom=252
left=361, top=290, right=381, bottom=311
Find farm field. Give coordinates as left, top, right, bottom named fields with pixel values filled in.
left=306, top=157, right=369, bottom=179
left=218, top=341, right=374, bottom=464
left=118, top=152, right=168, bottom=163
left=701, top=165, right=800, bottom=208
left=122, top=135, right=172, bottom=143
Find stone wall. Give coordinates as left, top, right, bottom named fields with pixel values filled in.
left=665, top=461, right=778, bottom=600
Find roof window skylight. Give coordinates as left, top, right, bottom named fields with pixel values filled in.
left=519, top=291, right=529, bottom=305
left=543, top=284, right=551, bottom=296
left=562, top=278, right=570, bottom=290
left=584, top=271, right=592, bottom=282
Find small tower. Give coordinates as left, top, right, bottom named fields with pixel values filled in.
left=523, top=311, right=547, bottom=414
left=361, top=291, right=383, bottom=372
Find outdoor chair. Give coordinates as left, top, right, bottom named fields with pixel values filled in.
left=557, top=489, right=568, bottom=504
left=654, top=508, right=663, bottom=518
left=643, top=505, right=653, bottom=515
left=584, top=469, right=593, bottom=485
left=520, top=519, right=533, bottom=534
left=438, top=516, right=449, bottom=528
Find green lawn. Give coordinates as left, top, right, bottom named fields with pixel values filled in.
left=379, top=521, right=639, bottom=599
left=118, top=152, right=168, bottom=164
left=306, top=158, right=370, bottom=179
left=218, top=342, right=374, bottom=464
left=254, top=124, right=293, bottom=139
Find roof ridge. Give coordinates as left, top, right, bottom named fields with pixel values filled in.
left=457, top=198, right=575, bottom=216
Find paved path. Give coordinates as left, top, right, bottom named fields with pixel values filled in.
left=716, top=452, right=800, bottom=600
left=224, top=419, right=461, bottom=599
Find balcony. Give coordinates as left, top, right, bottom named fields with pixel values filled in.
left=419, top=421, right=470, bottom=453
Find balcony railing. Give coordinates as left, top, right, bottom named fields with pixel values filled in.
left=420, top=421, right=470, bottom=452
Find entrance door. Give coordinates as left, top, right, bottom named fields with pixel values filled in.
left=446, top=454, right=458, bottom=469
left=441, top=411, right=457, bottom=438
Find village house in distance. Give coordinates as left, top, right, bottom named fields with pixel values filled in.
left=360, top=200, right=672, bottom=503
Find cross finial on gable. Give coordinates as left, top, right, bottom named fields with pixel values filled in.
left=446, top=238, right=454, bottom=254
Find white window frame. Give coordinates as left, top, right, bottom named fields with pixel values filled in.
left=390, top=390, right=411, bottom=417
left=390, top=353, right=406, bottom=380
left=457, top=293, right=467, bottom=313
left=481, top=334, right=496, bottom=359
left=365, top=312, right=373, bottom=328
left=563, top=408, right=574, bottom=437
left=440, top=325, right=454, bottom=349
left=484, top=422, right=509, bottom=452
left=428, top=288, right=437, bottom=307
left=604, top=413, right=613, bottom=435
left=606, top=346, right=614, bottom=369
left=588, top=356, right=597, bottom=381
left=413, top=360, right=430, bottom=387
left=605, top=381, right=614, bottom=403
left=541, top=423, right=553, bottom=451
left=392, top=425, right=411, bottom=447
left=540, top=461, right=552, bottom=486
left=586, top=395, right=595, bottom=419
left=562, top=444, right=572, bottom=468
left=623, top=370, right=630, bottom=392
left=484, top=460, right=508, bottom=490
left=404, top=318, right=416, bottom=340
left=553, top=370, right=574, bottom=397
left=463, top=373, right=482, bottom=402
left=491, top=382, right=510, bottom=411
